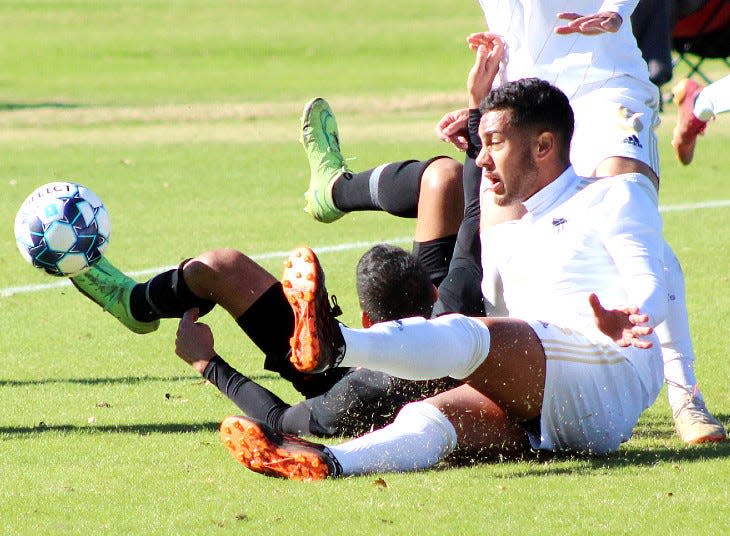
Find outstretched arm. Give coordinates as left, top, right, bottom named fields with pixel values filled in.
left=588, top=293, right=654, bottom=348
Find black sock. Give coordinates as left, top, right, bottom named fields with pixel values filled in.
left=235, top=283, right=294, bottom=371
left=432, top=155, right=485, bottom=317
left=203, top=356, right=293, bottom=432
left=332, top=159, right=443, bottom=217
left=129, top=264, right=215, bottom=322
left=411, top=235, right=457, bottom=287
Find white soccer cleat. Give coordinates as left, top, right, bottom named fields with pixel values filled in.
left=673, top=393, right=726, bottom=445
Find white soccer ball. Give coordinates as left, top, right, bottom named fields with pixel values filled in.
left=14, top=181, right=111, bottom=277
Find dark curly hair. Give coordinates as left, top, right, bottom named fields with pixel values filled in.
left=356, top=244, right=434, bottom=323
left=481, top=78, right=574, bottom=162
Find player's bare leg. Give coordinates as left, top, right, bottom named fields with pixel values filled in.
left=182, top=248, right=278, bottom=319
left=413, top=157, right=464, bottom=243
left=427, top=384, right=531, bottom=456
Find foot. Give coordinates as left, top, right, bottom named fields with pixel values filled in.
left=70, top=256, right=159, bottom=334
left=671, top=79, right=707, bottom=166
left=220, top=416, right=341, bottom=481
left=281, top=246, right=345, bottom=373
left=673, top=393, right=726, bottom=444
left=300, top=97, right=350, bottom=223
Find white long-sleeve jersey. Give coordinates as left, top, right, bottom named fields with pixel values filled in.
left=478, top=0, right=651, bottom=98
left=482, top=168, right=667, bottom=339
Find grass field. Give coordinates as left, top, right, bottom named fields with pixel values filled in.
left=1, top=2, right=729, bottom=534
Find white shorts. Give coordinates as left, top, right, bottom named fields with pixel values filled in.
left=569, top=77, right=661, bottom=179
left=527, top=320, right=663, bottom=455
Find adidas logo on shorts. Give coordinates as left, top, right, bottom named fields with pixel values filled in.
left=622, top=134, right=643, bottom=148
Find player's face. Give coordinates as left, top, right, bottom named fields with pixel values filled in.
left=476, top=110, right=540, bottom=206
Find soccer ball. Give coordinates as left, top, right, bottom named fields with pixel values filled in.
left=14, top=181, right=111, bottom=277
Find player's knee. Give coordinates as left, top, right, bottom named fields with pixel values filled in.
left=182, top=248, right=245, bottom=299
left=188, top=248, right=245, bottom=278
left=395, top=401, right=458, bottom=451
left=420, top=158, right=463, bottom=207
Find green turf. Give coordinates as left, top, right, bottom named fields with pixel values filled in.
left=1, top=1, right=730, bottom=534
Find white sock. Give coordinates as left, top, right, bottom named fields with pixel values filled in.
left=693, top=74, right=730, bottom=121
left=339, top=314, right=491, bottom=380
left=656, top=244, right=702, bottom=410
left=327, top=401, right=458, bottom=476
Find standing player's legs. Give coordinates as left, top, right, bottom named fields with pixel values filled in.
left=570, top=81, right=725, bottom=443
left=655, top=248, right=726, bottom=443
left=672, top=75, right=730, bottom=165
left=300, top=97, right=463, bottom=286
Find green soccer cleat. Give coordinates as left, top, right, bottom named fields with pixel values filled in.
left=71, top=256, right=159, bottom=334
left=300, top=97, right=350, bottom=223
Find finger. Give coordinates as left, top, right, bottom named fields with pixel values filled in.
left=475, top=43, right=489, bottom=62
left=449, top=137, right=468, bottom=151
left=587, top=293, right=604, bottom=315
left=466, top=32, right=488, bottom=43
left=577, top=20, right=607, bottom=34
left=557, top=12, right=582, bottom=21
left=441, top=120, right=463, bottom=135
left=630, top=325, right=653, bottom=337
left=554, top=14, right=588, bottom=35
left=631, top=339, right=653, bottom=349
left=182, top=307, right=200, bottom=325
left=554, top=25, right=579, bottom=35
left=628, top=313, right=649, bottom=325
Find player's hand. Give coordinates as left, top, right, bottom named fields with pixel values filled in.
left=466, top=34, right=505, bottom=108
left=176, top=308, right=216, bottom=374
left=435, top=108, right=469, bottom=151
left=554, top=12, right=623, bottom=35
left=589, top=293, right=654, bottom=349
left=466, top=32, right=506, bottom=53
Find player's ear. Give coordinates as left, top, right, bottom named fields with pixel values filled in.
left=361, top=311, right=373, bottom=328
left=431, top=284, right=439, bottom=304
left=535, top=131, right=555, bottom=160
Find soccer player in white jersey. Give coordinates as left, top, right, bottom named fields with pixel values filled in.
left=300, top=1, right=724, bottom=443
left=218, top=78, right=668, bottom=480
left=448, top=1, right=724, bottom=444
left=464, top=0, right=660, bottom=184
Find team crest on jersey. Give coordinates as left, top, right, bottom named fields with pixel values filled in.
left=552, top=217, right=567, bottom=232
left=616, top=106, right=644, bottom=132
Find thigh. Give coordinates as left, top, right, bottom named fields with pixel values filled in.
left=570, top=81, right=661, bottom=179
left=528, top=320, right=662, bottom=455
left=426, top=384, right=529, bottom=454
left=466, top=318, right=547, bottom=422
